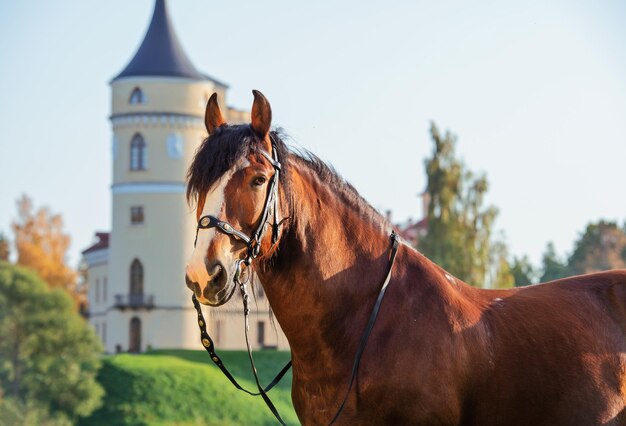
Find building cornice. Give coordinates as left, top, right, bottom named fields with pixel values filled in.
left=111, top=75, right=228, bottom=87
left=111, top=182, right=186, bottom=195
left=83, top=248, right=109, bottom=267
left=111, top=75, right=216, bottom=85
left=87, top=305, right=197, bottom=317
left=110, top=112, right=204, bottom=129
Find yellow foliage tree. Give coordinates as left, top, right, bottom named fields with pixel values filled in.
left=11, top=195, right=77, bottom=299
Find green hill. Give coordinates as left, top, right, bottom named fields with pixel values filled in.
left=79, top=349, right=298, bottom=426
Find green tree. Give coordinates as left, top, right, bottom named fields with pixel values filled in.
left=567, top=220, right=626, bottom=275
left=490, top=241, right=515, bottom=289
left=418, top=122, right=511, bottom=287
left=0, top=232, right=9, bottom=261
left=510, top=256, right=535, bottom=287
left=539, top=242, right=568, bottom=282
left=0, top=262, right=104, bottom=425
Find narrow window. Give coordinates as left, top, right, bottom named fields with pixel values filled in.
left=130, top=134, right=147, bottom=171
left=95, top=278, right=100, bottom=303
left=257, top=321, right=265, bottom=347
left=130, top=206, right=144, bottom=225
left=130, top=259, right=144, bottom=297
left=103, top=277, right=108, bottom=302
left=257, top=284, right=265, bottom=300
left=129, top=87, right=144, bottom=104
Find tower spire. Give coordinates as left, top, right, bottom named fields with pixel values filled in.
left=113, top=0, right=204, bottom=81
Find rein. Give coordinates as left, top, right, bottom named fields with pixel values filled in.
left=191, top=137, right=401, bottom=425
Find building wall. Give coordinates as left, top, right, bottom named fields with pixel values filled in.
left=84, top=249, right=110, bottom=347
left=89, top=75, right=288, bottom=353
left=209, top=290, right=289, bottom=350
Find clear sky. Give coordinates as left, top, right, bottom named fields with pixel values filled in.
left=1, top=0, right=625, bottom=269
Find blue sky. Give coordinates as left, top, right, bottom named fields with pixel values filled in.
left=1, top=0, right=625, bottom=269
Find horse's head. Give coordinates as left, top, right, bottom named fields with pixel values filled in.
left=185, top=90, right=283, bottom=306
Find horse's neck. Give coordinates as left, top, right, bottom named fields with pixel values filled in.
left=256, top=161, right=444, bottom=368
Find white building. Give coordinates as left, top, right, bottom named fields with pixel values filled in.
left=82, top=0, right=288, bottom=353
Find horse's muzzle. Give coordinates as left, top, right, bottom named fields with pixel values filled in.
left=185, top=261, right=232, bottom=306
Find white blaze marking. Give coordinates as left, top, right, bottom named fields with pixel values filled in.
left=186, top=170, right=234, bottom=285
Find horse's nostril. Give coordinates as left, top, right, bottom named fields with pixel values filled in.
left=208, top=263, right=223, bottom=279
left=208, top=265, right=225, bottom=288
left=185, top=275, right=201, bottom=297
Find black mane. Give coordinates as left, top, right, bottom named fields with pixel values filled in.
left=186, top=125, right=385, bottom=226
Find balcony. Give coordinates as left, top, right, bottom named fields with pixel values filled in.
left=114, top=294, right=155, bottom=310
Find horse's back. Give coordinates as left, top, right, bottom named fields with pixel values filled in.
left=471, top=270, right=626, bottom=426
left=530, top=270, right=626, bottom=340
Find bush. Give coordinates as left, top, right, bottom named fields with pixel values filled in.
left=0, top=262, right=104, bottom=425
left=81, top=350, right=297, bottom=426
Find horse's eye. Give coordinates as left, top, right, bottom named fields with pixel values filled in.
left=252, top=176, right=267, bottom=187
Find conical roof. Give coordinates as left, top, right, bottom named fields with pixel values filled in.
left=113, top=0, right=207, bottom=81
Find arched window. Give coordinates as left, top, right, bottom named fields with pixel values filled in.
left=130, top=134, right=147, bottom=170
left=129, top=87, right=144, bottom=104
left=130, top=259, right=143, bottom=296
left=166, top=133, right=183, bottom=159
left=257, top=321, right=265, bottom=347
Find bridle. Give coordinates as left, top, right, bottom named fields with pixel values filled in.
left=191, top=133, right=400, bottom=425
left=194, top=138, right=282, bottom=264
left=192, top=135, right=291, bottom=424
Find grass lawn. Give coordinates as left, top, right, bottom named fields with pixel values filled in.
left=79, top=349, right=298, bottom=426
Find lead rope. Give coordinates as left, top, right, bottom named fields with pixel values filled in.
left=193, top=231, right=400, bottom=425
left=236, top=263, right=289, bottom=425
left=191, top=262, right=290, bottom=425
left=192, top=294, right=291, bottom=398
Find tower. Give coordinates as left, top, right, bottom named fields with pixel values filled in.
left=108, top=0, right=220, bottom=352
left=84, top=0, right=287, bottom=353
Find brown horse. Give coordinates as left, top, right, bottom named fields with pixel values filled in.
left=185, top=91, right=626, bottom=425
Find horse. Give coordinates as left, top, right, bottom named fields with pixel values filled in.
left=184, top=90, right=626, bottom=425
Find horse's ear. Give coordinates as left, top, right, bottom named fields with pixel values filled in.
left=205, top=93, right=226, bottom=135
left=251, top=90, right=272, bottom=140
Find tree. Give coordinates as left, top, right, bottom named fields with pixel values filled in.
left=11, top=195, right=77, bottom=299
left=0, top=232, right=9, bottom=261
left=510, top=256, right=535, bottom=287
left=0, top=262, right=104, bottom=424
left=567, top=220, right=626, bottom=275
left=418, top=122, right=512, bottom=287
left=539, top=242, right=568, bottom=282
left=490, top=241, right=515, bottom=289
